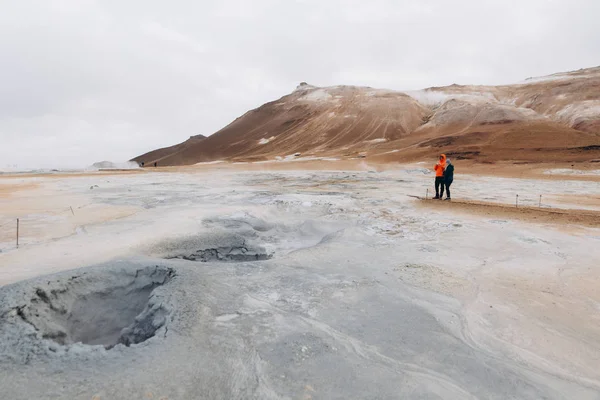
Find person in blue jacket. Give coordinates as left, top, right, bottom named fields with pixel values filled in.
left=443, top=159, right=454, bottom=200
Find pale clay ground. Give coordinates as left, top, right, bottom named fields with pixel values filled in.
left=0, top=164, right=599, bottom=399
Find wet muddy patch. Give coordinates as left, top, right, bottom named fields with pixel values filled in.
left=152, top=214, right=349, bottom=263
left=171, top=246, right=271, bottom=262
left=161, top=233, right=272, bottom=262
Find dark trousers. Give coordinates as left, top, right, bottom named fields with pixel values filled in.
left=435, top=177, right=445, bottom=198
left=445, top=180, right=453, bottom=198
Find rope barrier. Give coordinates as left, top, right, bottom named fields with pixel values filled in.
left=0, top=192, right=557, bottom=252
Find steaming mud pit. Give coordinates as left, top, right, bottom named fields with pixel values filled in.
left=0, top=165, right=599, bottom=399
left=2, top=265, right=174, bottom=350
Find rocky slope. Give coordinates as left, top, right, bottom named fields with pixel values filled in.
left=133, top=134, right=207, bottom=166
left=132, top=68, right=600, bottom=166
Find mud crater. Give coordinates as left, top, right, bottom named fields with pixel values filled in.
left=169, top=244, right=271, bottom=262
left=161, top=233, right=273, bottom=263
left=13, top=266, right=175, bottom=349
left=155, top=214, right=345, bottom=263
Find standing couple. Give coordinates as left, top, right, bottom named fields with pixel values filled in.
left=433, top=154, right=454, bottom=200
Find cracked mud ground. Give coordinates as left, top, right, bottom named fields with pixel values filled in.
left=1, top=168, right=599, bottom=399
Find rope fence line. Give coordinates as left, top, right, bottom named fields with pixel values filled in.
left=0, top=204, right=84, bottom=251
left=1, top=191, right=555, bottom=253
left=0, top=220, right=14, bottom=229
left=0, top=189, right=592, bottom=253
left=424, top=189, right=548, bottom=209
left=0, top=203, right=93, bottom=224
left=0, top=202, right=141, bottom=252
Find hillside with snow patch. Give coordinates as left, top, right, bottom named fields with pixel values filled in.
left=133, top=67, right=600, bottom=165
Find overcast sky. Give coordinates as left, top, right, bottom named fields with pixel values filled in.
left=1, top=0, right=599, bottom=169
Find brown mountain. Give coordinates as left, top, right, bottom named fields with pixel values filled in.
left=133, top=134, right=206, bottom=166
left=132, top=68, right=600, bottom=166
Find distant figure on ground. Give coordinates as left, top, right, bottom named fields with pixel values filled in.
left=433, top=153, right=446, bottom=199
left=154, top=162, right=157, bottom=167
left=444, top=159, right=454, bottom=201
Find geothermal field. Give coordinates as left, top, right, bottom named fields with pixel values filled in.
left=1, top=163, right=599, bottom=399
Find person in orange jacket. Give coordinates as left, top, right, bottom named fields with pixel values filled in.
left=433, top=154, right=446, bottom=199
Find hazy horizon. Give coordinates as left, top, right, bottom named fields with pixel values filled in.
left=1, top=0, right=599, bottom=169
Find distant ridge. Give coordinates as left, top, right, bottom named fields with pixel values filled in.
left=132, top=67, right=600, bottom=166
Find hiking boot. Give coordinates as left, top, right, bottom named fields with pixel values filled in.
left=444, top=197, right=451, bottom=201
left=433, top=196, right=439, bottom=200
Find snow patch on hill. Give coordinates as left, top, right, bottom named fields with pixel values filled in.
left=258, top=136, right=276, bottom=145
left=556, top=101, right=600, bottom=125
left=365, top=138, right=387, bottom=143
left=194, top=160, right=224, bottom=165
left=404, top=90, right=496, bottom=107
left=299, top=89, right=334, bottom=102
